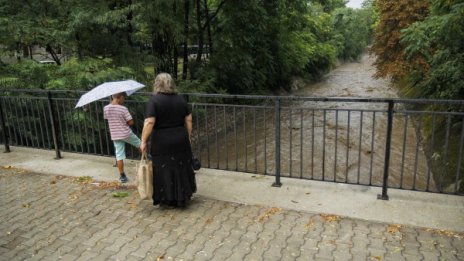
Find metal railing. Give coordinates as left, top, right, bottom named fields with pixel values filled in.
left=1, top=89, right=463, bottom=198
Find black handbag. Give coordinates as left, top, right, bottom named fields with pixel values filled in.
left=191, top=156, right=201, bottom=171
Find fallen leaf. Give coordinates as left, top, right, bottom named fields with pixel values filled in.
left=304, top=219, right=315, bottom=230
left=205, top=218, right=213, bottom=225
left=291, top=200, right=299, bottom=203
left=256, top=207, right=281, bottom=223
left=371, top=256, right=381, bottom=260
left=387, top=224, right=401, bottom=234
left=74, top=176, right=93, bottom=184
left=50, top=180, right=56, bottom=185
left=423, top=228, right=464, bottom=239
left=320, top=214, right=340, bottom=223
left=22, top=204, right=31, bottom=208
left=112, top=192, right=129, bottom=198
left=2, top=165, right=13, bottom=169
left=6, top=231, right=11, bottom=235
left=305, top=192, right=311, bottom=195
left=157, top=254, right=165, bottom=260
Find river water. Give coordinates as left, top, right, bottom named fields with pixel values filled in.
left=195, top=54, right=434, bottom=191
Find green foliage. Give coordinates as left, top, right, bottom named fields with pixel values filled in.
left=0, top=0, right=375, bottom=94
left=332, top=5, right=375, bottom=61
left=401, top=0, right=464, bottom=100
left=0, top=58, right=138, bottom=90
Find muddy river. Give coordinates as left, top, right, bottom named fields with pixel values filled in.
left=195, top=54, right=434, bottom=191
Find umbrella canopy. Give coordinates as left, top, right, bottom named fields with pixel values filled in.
left=75, top=80, right=145, bottom=108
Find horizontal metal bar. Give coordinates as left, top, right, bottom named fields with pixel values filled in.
left=3, top=89, right=464, bottom=105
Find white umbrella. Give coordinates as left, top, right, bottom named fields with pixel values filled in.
left=75, top=80, right=145, bottom=108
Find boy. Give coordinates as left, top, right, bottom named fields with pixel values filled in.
left=104, top=92, right=141, bottom=183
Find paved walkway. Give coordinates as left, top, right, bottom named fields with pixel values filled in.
left=1, top=147, right=464, bottom=260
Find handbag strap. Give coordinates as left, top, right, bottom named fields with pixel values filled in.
left=141, top=152, right=148, bottom=162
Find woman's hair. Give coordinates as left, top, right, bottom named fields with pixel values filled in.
left=153, top=73, right=178, bottom=94
left=112, top=92, right=127, bottom=99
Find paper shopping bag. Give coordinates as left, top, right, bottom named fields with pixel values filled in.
left=135, top=153, right=153, bottom=200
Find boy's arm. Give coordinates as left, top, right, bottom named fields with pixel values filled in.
left=127, top=119, right=134, bottom=126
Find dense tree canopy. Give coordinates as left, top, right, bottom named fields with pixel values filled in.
left=369, top=0, right=429, bottom=80
left=0, top=0, right=374, bottom=94
left=401, top=0, right=464, bottom=99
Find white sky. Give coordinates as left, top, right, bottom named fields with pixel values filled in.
left=346, top=0, right=363, bottom=9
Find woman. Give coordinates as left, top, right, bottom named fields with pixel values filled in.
left=140, top=73, right=196, bottom=208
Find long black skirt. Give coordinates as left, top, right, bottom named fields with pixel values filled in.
left=150, top=127, right=197, bottom=207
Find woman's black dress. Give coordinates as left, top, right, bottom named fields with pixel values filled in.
left=145, top=93, right=196, bottom=207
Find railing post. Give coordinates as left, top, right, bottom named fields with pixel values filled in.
left=378, top=100, right=394, bottom=200
left=47, top=91, right=61, bottom=159
left=0, top=97, right=10, bottom=153
left=273, top=97, right=282, bottom=187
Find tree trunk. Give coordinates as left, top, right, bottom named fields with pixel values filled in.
left=195, top=0, right=204, bottom=65
left=182, top=0, right=190, bottom=80
left=173, top=0, right=178, bottom=79
left=46, top=44, right=61, bottom=65
left=126, top=0, right=134, bottom=47
left=204, top=0, right=213, bottom=54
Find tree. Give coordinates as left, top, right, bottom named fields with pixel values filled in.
left=401, top=0, right=464, bottom=99
left=370, top=0, right=429, bottom=79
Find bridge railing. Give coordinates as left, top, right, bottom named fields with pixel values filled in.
left=1, top=89, right=463, bottom=198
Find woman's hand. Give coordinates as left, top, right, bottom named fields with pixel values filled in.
left=140, top=117, right=155, bottom=154
left=140, top=141, right=147, bottom=154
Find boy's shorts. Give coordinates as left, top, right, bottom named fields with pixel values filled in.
left=114, top=132, right=141, bottom=161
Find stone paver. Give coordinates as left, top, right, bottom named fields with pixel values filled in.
left=1, top=168, right=463, bottom=260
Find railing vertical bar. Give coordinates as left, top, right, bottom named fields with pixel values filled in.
left=300, top=109, right=303, bottom=179
left=0, top=98, right=10, bottom=152
left=311, top=109, right=315, bottom=179
left=69, top=100, right=78, bottom=152
left=214, top=106, right=219, bottom=168
left=357, top=111, right=364, bottom=184
left=426, top=113, right=437, bottom=191
left=205, top=105, right=210, bottom=168
left=413, top=113, right=423, bottom=190
left=234, top=106, right=237, bottom=171
left=15, top=98, right=29, bottom=146
left=102, top=101, right=111, bottom=155
left=29, top=100, right=39, bottom=147
left=223, top=105, right=228, bottom=170
left=378, top=100, right=394, bottom=200
left=273, top=97, right=281, bottom=187
left=322, top=109, right=326, bottom=180
left=61, top=100, right=70, bottom=151
left=41, top=98, right=52, bottom=149
left=55, top=100, right=65, bottom=152
left=76, top=103, right=84, bottom=153
left=19, top=98, right=28, bottom=146
left=13, top=98, right=24, bottom=146
left=69, top=102, right=83, bottom=152
left=94, top=102, right=103, bottom=155
left=254, top=107, right=257, bottom=173
left=400, top=113, right=408, bottom=188
left=88, top=100, right=97, bottom=154
left=46, top=92, right=61, bottom=159
left=369, top=112, right=376, bottom=186
left=244, top=107, right=247, bottom=172
left=334, top=110, right=338, bottom=182
left=5, top=98, right=17, bottom=146
left=455, top=117, right=464, bottom=193
left=195, top=106, right=201, bottom=162
left=345, top=111, right=351, bottom=182
left=264, top=108, right=267, bottom=174
left=35, top=100, right=47, bottom=149
left=83, top=106, right=90, bottom=154
left=290, top=108, right=293, bottom=177
left=26, top=99, right=36, bottom=147
left=440, top=114, right=452, bottom=192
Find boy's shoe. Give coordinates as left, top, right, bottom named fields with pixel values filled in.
left=119, top=173, right=128, bottom=183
